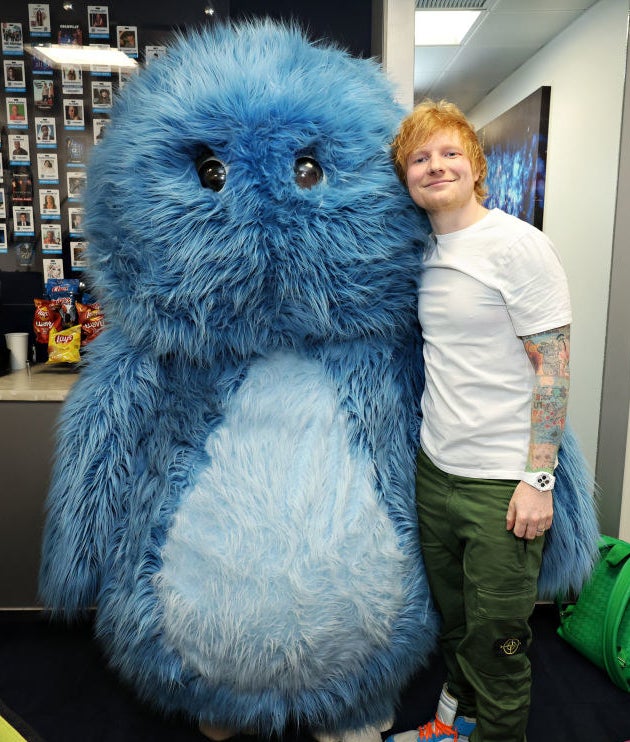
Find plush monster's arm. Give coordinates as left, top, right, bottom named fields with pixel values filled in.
left=39, top=331, right=162, bottom=616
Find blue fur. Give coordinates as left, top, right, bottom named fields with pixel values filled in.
left=539, top=422, right=600, bottom=599
left=40, top=21, right=437, bottom=735
left=39, top=19, right=597, bottom=736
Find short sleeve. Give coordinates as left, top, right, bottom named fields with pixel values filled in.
left=500, top=229, right=572, bottom=337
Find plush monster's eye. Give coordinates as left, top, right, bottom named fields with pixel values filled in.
left=197, top=150, right=227, bottom=192
left=294, top=157, right=324, bottom=190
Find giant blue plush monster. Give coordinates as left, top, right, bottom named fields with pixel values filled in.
left=39, top=20, right=598, bottom=741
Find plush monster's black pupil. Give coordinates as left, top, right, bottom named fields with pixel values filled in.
left=197, top=154, right=226, bottom=192
left=294, top=157, right=323, bottom=189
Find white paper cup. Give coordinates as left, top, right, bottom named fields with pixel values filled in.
left=5, top=332, right=29, bottom=371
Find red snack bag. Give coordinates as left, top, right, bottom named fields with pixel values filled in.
left=33, top=298, right=62, bottom=345
left=76, top=301, right=105, bottom=345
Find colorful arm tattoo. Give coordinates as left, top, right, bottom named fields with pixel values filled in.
left=522, top=324, right=570, bottom=473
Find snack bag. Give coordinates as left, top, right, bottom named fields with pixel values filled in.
left=76, top=300, right=105, bottom=345
left=33, top=298, right=62, bottom=345
left=49, top=295, right=78, bottom=328
left=45, top=278, right=80, bottom=299
left=46, top=324, right=82, bottom=364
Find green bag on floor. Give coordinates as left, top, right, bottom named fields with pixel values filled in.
left=557, top=534, right=630, bottom=692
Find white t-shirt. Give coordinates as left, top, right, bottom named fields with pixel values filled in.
left=418, top=208, right=572, bottom=480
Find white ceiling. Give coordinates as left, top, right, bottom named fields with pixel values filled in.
left=413, top=0, right=601, bottom=111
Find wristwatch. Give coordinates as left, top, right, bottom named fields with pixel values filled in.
left=521, top=471, right=555, bottom=491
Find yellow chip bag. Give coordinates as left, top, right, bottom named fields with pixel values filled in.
left=47, top=324, right=82, bottom=364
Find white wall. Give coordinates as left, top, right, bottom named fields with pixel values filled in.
left=468, top=0, right=629, bottom=473
left=380, top=0, right=415, bottom=110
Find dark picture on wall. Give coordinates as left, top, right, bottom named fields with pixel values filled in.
left=477, top=86, right=551, bottom=230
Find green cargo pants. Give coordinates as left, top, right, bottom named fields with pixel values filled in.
left=416, top=448, right=544, bottom=742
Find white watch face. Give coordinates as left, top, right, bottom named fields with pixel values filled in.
left=524, top=471, right=555, bottom=490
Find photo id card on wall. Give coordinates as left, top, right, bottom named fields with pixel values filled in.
left=9, top=134, right=30, bottom=165
left=88, top=6, right=110, bottom=38
left=64, top=99, right=85, bottom=129
left=117, top=26, right=138, bottom=57
left=29, top=4, right=51, bottom=37
left=70, top=240, right=88, bottom=268
left=39, top=188, right=61, bottom=219
left=7, top=97, right=28, bottom=129
left=92, top=80, right=112, bottom=109
left=37, top=152, right=59, bottom=183
left=93, top=117, right=109, bottom=144
left=36, top=117, right=57, bottom=147
left=68, top=207, right=84, bottom=237
left=65, top=136, right=86, bottom=166
left=1, top=23, right=24, bottom=55
left=145, top=45, right=167, bottom=64
left=33, top=78, right=55, bottom=110
left=89, top=43, right=112, bottom=77
left=41, top=223, right=62, bottom=254
left=43, top=257, right=65, bottom=280
left=4, top=60, right=26, bottom=91
left=14, top=206, right=35, bottom=236
left=32, top=55, right=53, bottom=75
left=67, top=171, right=86, bottom=201
left=62, top=66, right=83, bottom=95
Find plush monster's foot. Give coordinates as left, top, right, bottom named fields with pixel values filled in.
left=199, top=723, right=238, bottom=740
left=198, top=723, right=258, bottom=740
left=315, top=719, right=394, bottom=742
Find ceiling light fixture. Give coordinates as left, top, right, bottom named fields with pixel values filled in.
left=415, top=10, right=481, bottom=46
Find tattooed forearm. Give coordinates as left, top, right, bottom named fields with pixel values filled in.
left=522, top=325, right=571, bottom=473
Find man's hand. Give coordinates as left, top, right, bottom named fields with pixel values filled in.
left=506, top=481, right=553, bottom=540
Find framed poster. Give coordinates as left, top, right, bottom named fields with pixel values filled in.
left=477, top=86, right=551, bottom=230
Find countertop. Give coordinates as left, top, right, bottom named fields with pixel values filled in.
left=0, top=364, right=79, bottom=401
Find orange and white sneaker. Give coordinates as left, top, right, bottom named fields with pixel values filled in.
left=417, top=715, right=476, bottom=741
left=383, top=685, right=476, bottom=742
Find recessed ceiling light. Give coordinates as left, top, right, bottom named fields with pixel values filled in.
left=415, top=10, right=481, bottom=46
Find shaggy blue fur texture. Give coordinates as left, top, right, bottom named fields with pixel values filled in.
left=39, top=19, right=598, bottom=736
left=40, top=21, right=437, bottom=735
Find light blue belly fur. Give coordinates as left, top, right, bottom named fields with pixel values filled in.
left=155, top=353, right=407, bottom=693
